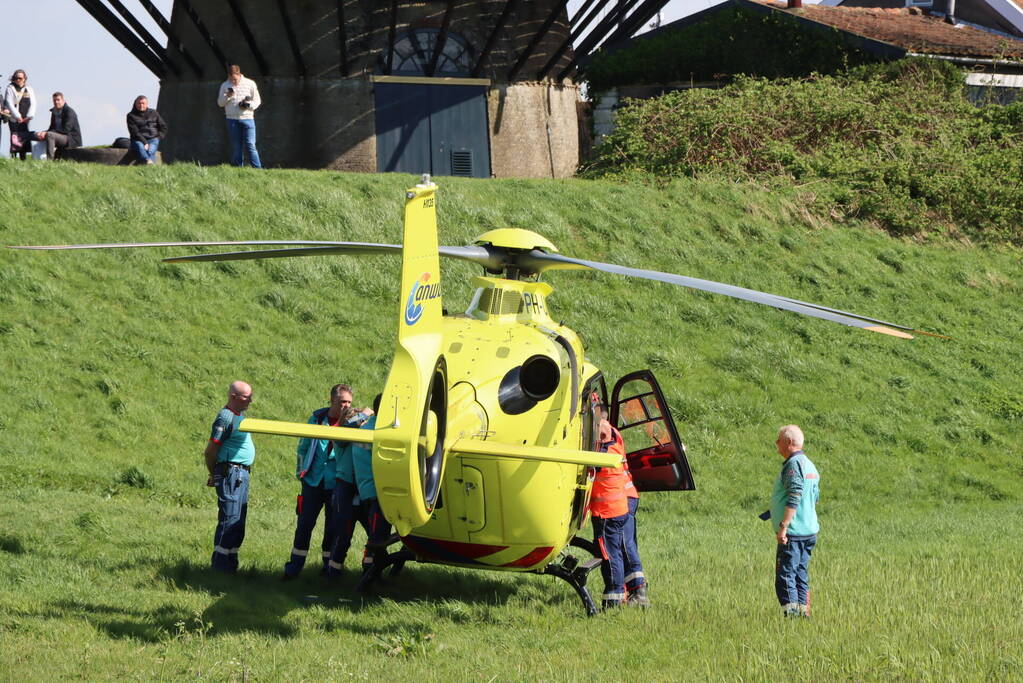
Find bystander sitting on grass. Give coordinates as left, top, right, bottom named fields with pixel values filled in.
left=33, top=91, right=81, bottom=160
left=126, top=95, right=167, bottom=166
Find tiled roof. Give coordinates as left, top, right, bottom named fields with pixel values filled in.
left=754, top=1, right=1023, bottom=59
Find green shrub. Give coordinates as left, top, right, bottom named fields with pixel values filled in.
left=117, top=466, right=153, bottom=489
left=584, top=59, right=1023, bottom=244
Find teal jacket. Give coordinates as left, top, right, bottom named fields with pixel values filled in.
left=295, top=407, right=337, bottom=488
left=297, top=409, right=373, bottom=488
left=770, top=451, right=820, bottom=537
left=337, top=415, right=377, bottom=500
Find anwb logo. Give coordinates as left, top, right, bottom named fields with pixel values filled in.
left=404, top=273, right=441, bottom=325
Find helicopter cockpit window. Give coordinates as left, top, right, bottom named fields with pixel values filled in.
left=379, top=29, right=474, bottom=76
left=618, top=395, right=669, bottom=454
left=610, top=371, right=695, bottom=492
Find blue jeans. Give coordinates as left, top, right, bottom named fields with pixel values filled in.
left=775, top=535, right=816, bottom=606
left=211, top=464, right=250, bottom=573
left=623, top=497, right=646, bottom=591
left=225, top=118, right=261, bottom=168
left=132, top=138, right=159, bottom=163
left=592, top=512, right=629, bottom=605
left=283, top=481, right=337, bottom=577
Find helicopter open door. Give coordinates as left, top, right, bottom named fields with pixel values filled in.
left=610, top=370, right=695, bottom=492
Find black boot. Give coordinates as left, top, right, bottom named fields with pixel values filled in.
left=627, top=585, right=650, bottom=607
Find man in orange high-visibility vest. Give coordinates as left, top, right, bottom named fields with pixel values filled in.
left=590, top=417, right=631, bottom=609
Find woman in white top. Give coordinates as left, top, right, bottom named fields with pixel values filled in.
left=3, top=69, right=36, bottom=160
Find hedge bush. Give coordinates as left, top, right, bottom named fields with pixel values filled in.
left=584, top=59, right=1023, bottom=244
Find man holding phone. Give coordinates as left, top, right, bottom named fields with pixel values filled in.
left=216, top=64, right=262, bottom=168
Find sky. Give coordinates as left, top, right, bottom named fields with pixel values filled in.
left=0, top=0, right=719, bottom=156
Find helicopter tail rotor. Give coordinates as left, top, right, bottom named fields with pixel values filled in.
left=373, top=177, right=450, bottom=537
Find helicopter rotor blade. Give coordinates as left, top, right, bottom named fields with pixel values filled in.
left=161, top=244, right=492, bottom=264
left=9, top=239, right=497, bottom=269
left=162, top=243, right=400, bottom=262
left=519, top=250, right=923, bottom=339
left=10, top=240, right=361, bottom=251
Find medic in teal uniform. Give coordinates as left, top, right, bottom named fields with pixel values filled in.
left=327, top=393, right=387, bottom=576
left=205, top=381, right=255, bottom=574
left=282, top=383, right=372, bottom=579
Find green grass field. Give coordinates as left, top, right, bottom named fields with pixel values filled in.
left=1, top=161, right=1021, bottom=680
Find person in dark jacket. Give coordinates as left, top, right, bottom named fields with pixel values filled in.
left=126, top=95, right=167, bottom=165
left=34, top=92, right=81, bottom=160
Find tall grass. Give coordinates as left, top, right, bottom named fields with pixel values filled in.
left=1, top=161, right=1021, bottom=679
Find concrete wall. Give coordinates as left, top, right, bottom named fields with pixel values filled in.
left=488, top=82, right=581, bottom=178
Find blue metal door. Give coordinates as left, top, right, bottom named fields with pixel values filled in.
left=375, top=83, right=490, bottom=178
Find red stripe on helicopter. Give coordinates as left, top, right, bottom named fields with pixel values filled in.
left=500, top=546, right=555, bottom=568
left=402, top=536, right=508, bottom=565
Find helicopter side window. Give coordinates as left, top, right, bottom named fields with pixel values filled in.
left=579, top=373, right=607, bottom=452
left=570, top=374, right=606, bottom=531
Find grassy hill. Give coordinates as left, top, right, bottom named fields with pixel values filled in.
left=1, top=161, right=1020, bottom=679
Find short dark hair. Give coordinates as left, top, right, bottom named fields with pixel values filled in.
left=52, top=92, right=64, bottom=99
left=228, top=64, right=241, bottom=75
left=330, top=383, right=353, bottom=399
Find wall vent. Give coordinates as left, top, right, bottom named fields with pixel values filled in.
left=451, top=150, right=473, bottom=177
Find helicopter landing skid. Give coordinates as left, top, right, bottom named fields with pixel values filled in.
left=355, top=534, right=411, bottom=593
left=356, top=533, right=605, bottom=617
left=543, top=535, right=605, bottom=617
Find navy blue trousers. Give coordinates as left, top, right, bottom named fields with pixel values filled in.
left=211, top=465, right=249, bottom=573
left=623, top=497, right=646, bottom=591
left=326, top=479, right=365, bottom=576
left=362, top=497, right=392, bottom=552
left=775, top=535, right=817, bottom=606
left=326, top=482, right=393, bottom=577
left=283, top=481, right=337, bottom=577
left=592, top=512, right=629, bottom=604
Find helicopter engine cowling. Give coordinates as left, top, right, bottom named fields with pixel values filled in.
left=497, top=354, right=561, bottom=415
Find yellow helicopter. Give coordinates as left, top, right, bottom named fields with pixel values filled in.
left=13, top=176, right=933, bottom=615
